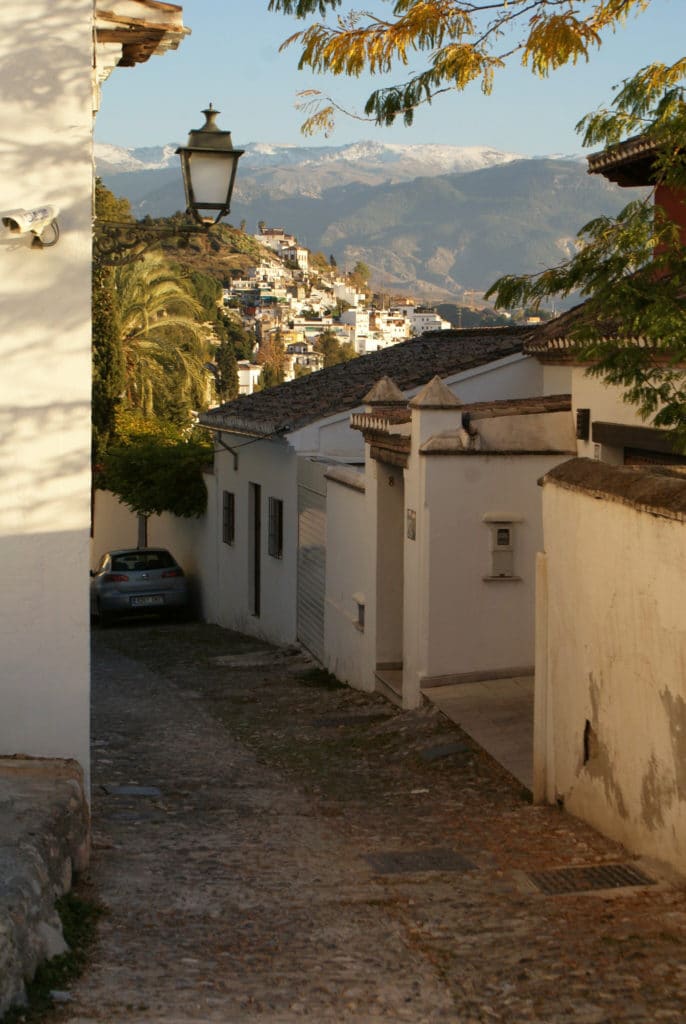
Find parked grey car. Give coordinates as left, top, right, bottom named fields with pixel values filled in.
left=91, top=548, right=189, bottom=624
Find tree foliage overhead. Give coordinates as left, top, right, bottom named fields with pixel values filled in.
left=488, top=60, right=686, bottom=445
left=269, top=0, right=652, bottom=133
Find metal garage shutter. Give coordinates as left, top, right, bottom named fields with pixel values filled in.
left=297, top=461, right=327, bottom=662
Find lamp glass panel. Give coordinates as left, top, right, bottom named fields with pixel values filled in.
left=188, top=152, right=235, bottom=207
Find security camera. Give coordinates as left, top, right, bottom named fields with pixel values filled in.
left=1, top=206, right=60, bottom=246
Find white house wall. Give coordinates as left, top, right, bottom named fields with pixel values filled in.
left=404, top=453, right=563, bottom=702
left=0, top=1, right=94, bottom=779
left=542, top=363, right=572, bottom=396
left=323, top=473, right=374, bottom=690
left=211, top=433, right=299, bottom=646
left=290, top=415, right=365, bottom=461
left=476, top=410, right=574, bottom=451
left=538, top=478, right=686, bottom=875
left=573, top=369, right=643, bottom=462
left=441, top=353, right=546, bottom=403
left=372, top=461, right=405, bottom=668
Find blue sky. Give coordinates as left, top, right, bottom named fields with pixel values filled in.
left=95, top=0, right=683, bottom=156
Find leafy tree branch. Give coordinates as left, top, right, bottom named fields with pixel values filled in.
left=269, top=0, right=653, bottom=133
left=487, top=61, right=686, bottom=445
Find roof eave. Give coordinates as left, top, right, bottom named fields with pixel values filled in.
left=94, top=1, right=189, bottom=100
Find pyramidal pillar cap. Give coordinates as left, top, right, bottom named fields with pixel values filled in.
left=410, top=375, right=462, bottom=409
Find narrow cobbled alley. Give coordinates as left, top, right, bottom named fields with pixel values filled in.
left=60, top=622, right=686, bottom=1023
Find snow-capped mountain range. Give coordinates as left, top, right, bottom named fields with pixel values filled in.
left=96, top=138, right=583, bottom=209
left=96, top=139, right=532, bottom=177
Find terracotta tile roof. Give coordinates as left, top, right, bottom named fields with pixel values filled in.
left=463, top=394, right=571, bottom=418
left=522, top=301, right=617, bottom=357
left=541, top=458, right=686, bottom=520
left=523, top=300, right=683, bottom=361
left=200, top=327, right=530, bottom=436
left=587, top=134, right=659, bottom=187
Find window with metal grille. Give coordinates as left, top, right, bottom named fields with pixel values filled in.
left=268, top=497, right=283, bottom=558
left=222, top=491, right=235, bottom=546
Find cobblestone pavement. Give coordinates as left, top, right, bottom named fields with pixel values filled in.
left=58, top=621, right=686, bottom=1024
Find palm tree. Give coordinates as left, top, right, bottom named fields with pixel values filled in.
left=114, top=253, right=211, bottom=423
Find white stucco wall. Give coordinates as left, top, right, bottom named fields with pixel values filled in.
left=372, top=461, right=405, bottom=668
left=476, top=410, right=574, bottom=452
left=405, top=453, right=561, bottom=701
left=441, top=353, right=546, bottom=403
left=538, top=478, right=686, bottom=875
left=290, top=412, right=365, bottom=460
left=573, top=369, right=647, bottom=462
left=323, top=473, right=374, bottom=690
left=0, top=2, right=94, bottom=780
left=209, top=433, right=299, bottom=646
left=542, top=362, right=573, bottom=396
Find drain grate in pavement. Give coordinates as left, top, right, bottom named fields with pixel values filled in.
left=364, top=847, right=476, bottom=875
left=527, top=863, right=655, bottom=895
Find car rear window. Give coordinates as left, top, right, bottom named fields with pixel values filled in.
left=111, top=551, right=176, bottom=572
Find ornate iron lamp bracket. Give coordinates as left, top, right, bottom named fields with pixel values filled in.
left=93, top=220, right=207, bottom=267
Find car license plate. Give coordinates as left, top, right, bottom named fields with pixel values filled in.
left=130, top=595, right=164, bottom=607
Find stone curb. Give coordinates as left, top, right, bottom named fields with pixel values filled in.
left=0, top=756, right=90, bottom=1016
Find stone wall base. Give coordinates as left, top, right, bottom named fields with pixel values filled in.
left=0, top=756, right=90, bottom=1015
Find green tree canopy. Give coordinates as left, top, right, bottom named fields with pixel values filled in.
left=348, top=261, right=371, bottom=290
left=215, top=340, right=240, bottom=400
left=115, top=252, right=211, bottom=425
left=487, top=60, right=686, bottom=447
left=188, top=270, right=223, bottom=319
left=92, top=259, right=124, bottom=465
left=95, top=178, right=133, bottom=222
left=219, top=313, right=255, bottom=360
left=257, top=329, right=287, bottom=387
left=315, top=328, right=357, bottom=367
left=103, top=415, right=212, bottom=523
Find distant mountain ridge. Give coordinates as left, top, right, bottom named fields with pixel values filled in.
left=95, top=141, right=624, bottom=303
left=95, top=139, right=530, bottom=179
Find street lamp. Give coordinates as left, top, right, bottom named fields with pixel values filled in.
left=177, top=104, right=244, bottom=226
left=94, top=103, right=244, bottom=264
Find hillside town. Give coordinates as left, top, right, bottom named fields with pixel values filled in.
left=222, top=224, right=452, bottom=393
left=2, top=1, right=686, bottom=1022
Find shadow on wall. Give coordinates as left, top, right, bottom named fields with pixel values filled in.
left=0, top=5, right=90, bottom=109
left=0, top=528, right=90, bottom=768
left=0, top=402, right=91, bottom=533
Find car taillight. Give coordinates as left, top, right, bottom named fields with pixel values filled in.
left=162, top=568, right=184, bottom=578
left=104, top=573, right=129, bottom=582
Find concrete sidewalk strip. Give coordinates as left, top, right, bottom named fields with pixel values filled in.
left=424, top=675, right=534, bottom=789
